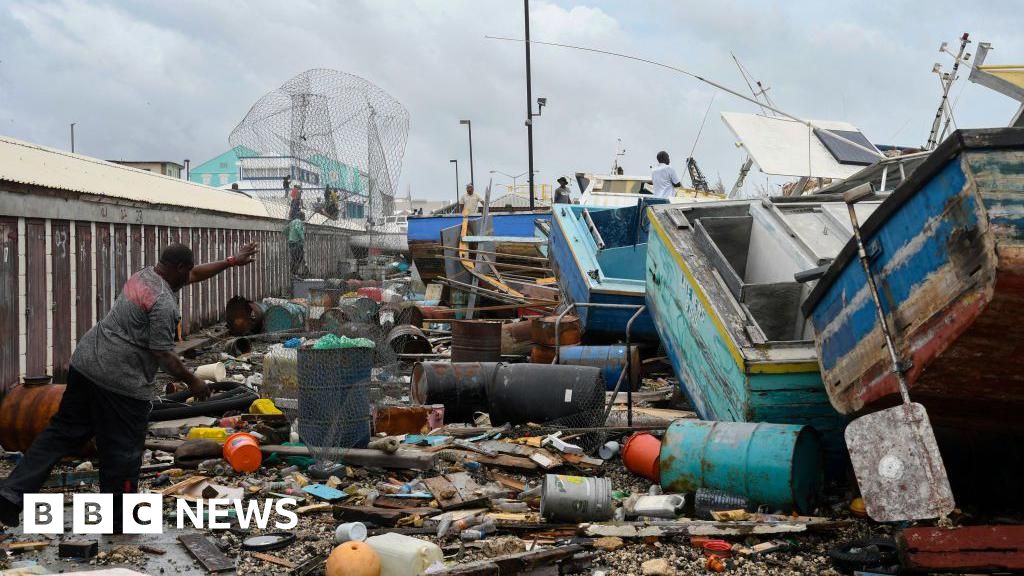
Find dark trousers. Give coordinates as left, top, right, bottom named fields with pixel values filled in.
left=289, top=241, right=305, bottom=275
left=0, top=366, right=151, bottom=524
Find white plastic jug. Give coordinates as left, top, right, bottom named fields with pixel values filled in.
left=365, top=532, right=443, bottom=576
left=632, top=494, right=686, bottom=519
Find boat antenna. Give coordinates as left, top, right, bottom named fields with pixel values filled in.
left=612, top=137, right=626, bottom=174
left=925, top=33, right=970, bottom=150
left=689, top=92, right=717, bottom=158
left=485, top=35, right=883, bottom=160
left=730, top=52, right=776, bottom=116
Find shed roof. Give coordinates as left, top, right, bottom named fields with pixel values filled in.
left=0, top=134, right=270, bottom=218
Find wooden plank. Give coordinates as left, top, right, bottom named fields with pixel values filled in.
left=333, top=505, right=438, bottom=527
left=424, top=473, right=489, bottom=511
left=178, top=533, right=234, bottom=573
left=74, top=222, right=93, bottom=342
left=96, top=223, right=112, bottom=317
left=252, top=552, right=297, bottom=569
left=581, top=521, right=809, bottom=538
left=113, top=224, right=128, bottom=298
left=899, top=525, right=1024, bottom=572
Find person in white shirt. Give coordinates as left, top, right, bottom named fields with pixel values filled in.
left=650, top=151, right=682, bottom=199
left=459, top=183, right=482, bottom=215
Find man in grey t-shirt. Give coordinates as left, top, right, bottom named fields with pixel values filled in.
left=0, top=242, right=257, bottom=530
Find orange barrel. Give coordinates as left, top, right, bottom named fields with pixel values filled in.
left=622, top=432, right=662, bottom=482
left=531, top=315, right=581, bottom=347
left=223, top=432, right=262, bottom=473
left=356, top=287, right=383, bottom=303
left=530, top=343, right=579, bottom=364
left=0, top=382, right=66, bottom=452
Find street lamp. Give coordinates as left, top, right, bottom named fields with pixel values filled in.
left=490, top=170, right=528, bottom=195
left=449, top=159, right=460, bottom=208
left=459, top=120, right=475, bottom=189
left=70, top=122, right=75, bottom=153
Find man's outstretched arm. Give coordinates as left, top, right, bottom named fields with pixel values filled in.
left=188, top=242, right=259, bottom=284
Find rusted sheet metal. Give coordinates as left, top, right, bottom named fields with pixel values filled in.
left=451, top=320, right=502, bottom=362
left=501, top=318, right=534, bottom=355
left=899, top=525, right=1024, bottom=572
left=95, top=224, right=111, bottom=317
left=144, top=224, right=156, bottom=268
left=227, top=229, right=238, bottom=299
left=130, top=224, right=142, bottom=273
left=51, top=221, right=72, bottom=382
left=74, top=222, right=93, bottom=341
left=0, top=218, right=19, bottom=394
left=179, top=228, right=191, bottom=335
left=113, top=224, right=127, bottom=297
left=202, top=228, right=212, bottom=326
left=25, top=219, right=46, bottom=377
left=804, top=134, right=1024, bottom=432
left=215, top=229, right=225, bottom=322
left=190, top=227, right=201, bottom=331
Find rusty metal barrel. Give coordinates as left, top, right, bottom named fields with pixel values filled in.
left=308, top=287, right=345, bottom=309
left=486, top=364, right=605, bottom=426
left=451, top=320, right=502, bottom=362
left=397, top=303, right=425, bottom=327
left=386, top=324, right=432, bottom=355
left=225, top=296, right=267, bottom=336
left=338, top=297, right=379, bottom=324
left=0, top=382, right=66, bottom=452
left=530, top=315, right=581, bottom=363
left=410, top=362, right=499, bottom=422
left=501, top=319, right=535, bottom=355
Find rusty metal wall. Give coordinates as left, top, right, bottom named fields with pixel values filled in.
left=144, top=224, right=156, bottom=268
left=51, top=220, right=72, bottom=382
left=0, top=218, right=18, bottom=393
left=25, top=219, right=46, bottom=377
left=96, top=224, right=111, bottom=318
left=113, top=224, right=127, bottom=298
left=130, top=224, right=143, bottom=275
left=74, top=222, right=93, bottom=342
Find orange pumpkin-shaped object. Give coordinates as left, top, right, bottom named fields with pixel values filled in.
left=326, top=541, right=381, bottom=576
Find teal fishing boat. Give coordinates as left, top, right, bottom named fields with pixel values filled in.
left=645, top=198, right=880, bottom=461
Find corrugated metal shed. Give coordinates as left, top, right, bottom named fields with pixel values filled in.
left=0, top=134, right=271, bottom=218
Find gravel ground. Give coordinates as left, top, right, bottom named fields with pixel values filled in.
left=1, top=334, right=899, bottom=575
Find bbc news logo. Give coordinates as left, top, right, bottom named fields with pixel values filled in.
left=23, top=494, right=298, bottom=534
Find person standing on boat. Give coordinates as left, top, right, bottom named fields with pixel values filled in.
left=554, top=177, right=573, bottom=204
left=651, top=151, right=683, bottom=199
left=459, top=183, right=482, bottom=215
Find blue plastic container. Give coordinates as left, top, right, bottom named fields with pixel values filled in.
left=659, top=420, right=822, bottom=513
left=558, top=345, right=640, bottom=390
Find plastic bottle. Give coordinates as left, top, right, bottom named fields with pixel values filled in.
left=694, top=488, right=751, bottom=519
left=291, top=473, right=310, bottom=488
left=197, top=459, right=224, bottom=473
left=492, top=499, right=529, bottom=513
left=436, top=515, right=452, bottom=538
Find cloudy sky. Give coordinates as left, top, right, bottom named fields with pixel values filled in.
left=2, top=0, right=1022, bottom=201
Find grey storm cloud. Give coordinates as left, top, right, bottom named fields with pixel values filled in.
left=1, top=0, right=1022, bottom=200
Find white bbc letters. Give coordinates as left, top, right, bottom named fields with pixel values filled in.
left=23, top=494, right=64, bottom=534
left=122, top=494, right=162, bottom=534
left=73, top=494, right=113, bottom=534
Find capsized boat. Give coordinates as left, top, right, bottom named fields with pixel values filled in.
left=575, top=172, right=722, bottom=207
left=549, top=198, right=670, bottom=342
left=407, top=211, right=550, bottom=285
left=802, top=128, right=1024, bottom=431
left=645, top=197, right=880, bottom=460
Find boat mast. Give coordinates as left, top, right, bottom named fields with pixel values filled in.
left=728, top=53, right=775, bottom=198
left=925, top=33, right=970, bottom=150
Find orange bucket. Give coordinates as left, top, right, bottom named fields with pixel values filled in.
left=621, top=432, right=661, bottom=482
left=223, top=432, right=262, bottom=473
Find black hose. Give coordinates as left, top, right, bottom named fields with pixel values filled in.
left=149, top=381, right=260, bottom=421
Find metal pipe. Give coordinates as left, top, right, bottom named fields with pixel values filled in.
left=524, top=0, right=535, bottom=210
left=844, top=196, right=911, bottom=404
left=581, top=208, right=606, bottom=250
left=624, top=305, right=646, bottom=427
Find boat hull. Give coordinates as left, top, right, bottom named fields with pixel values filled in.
left=407, top=212, right=549, bottom=284
left=803, top=128, right=1024, bottom=431
left=548, top=203, right=659, bottom=342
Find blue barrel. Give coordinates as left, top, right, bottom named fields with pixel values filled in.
left=558, top=345, right=640, bottom=390
left=263, top=302, right=308, bottom=332
left=297, top=347, right=374, bottom=449
left=659, top=420, right=822, bottom=513
left=338, top=297, right=378, bottom=324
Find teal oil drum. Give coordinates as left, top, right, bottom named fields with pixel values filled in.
left=263, top=302, right=308, bottom=332
left=558, top=345, right=640, bottom=390
left=659, top=420, right=823, bottom=513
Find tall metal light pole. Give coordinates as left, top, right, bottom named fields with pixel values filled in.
left=459, top=120, right=474, bottom=187
left=449, top=159, right=460, bottom=207
left=70, top=123, right=75, bottom=153
left=524, top=0, right=535, bottom=210
left=184, top=159, right=190, bottom=181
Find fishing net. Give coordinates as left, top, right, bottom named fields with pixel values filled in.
left=228, top=69, right=410, bottom=265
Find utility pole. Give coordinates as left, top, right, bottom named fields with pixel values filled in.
left=524, top=0, right=535, bottom=210
left=70, top=123, right=75, bottom=153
